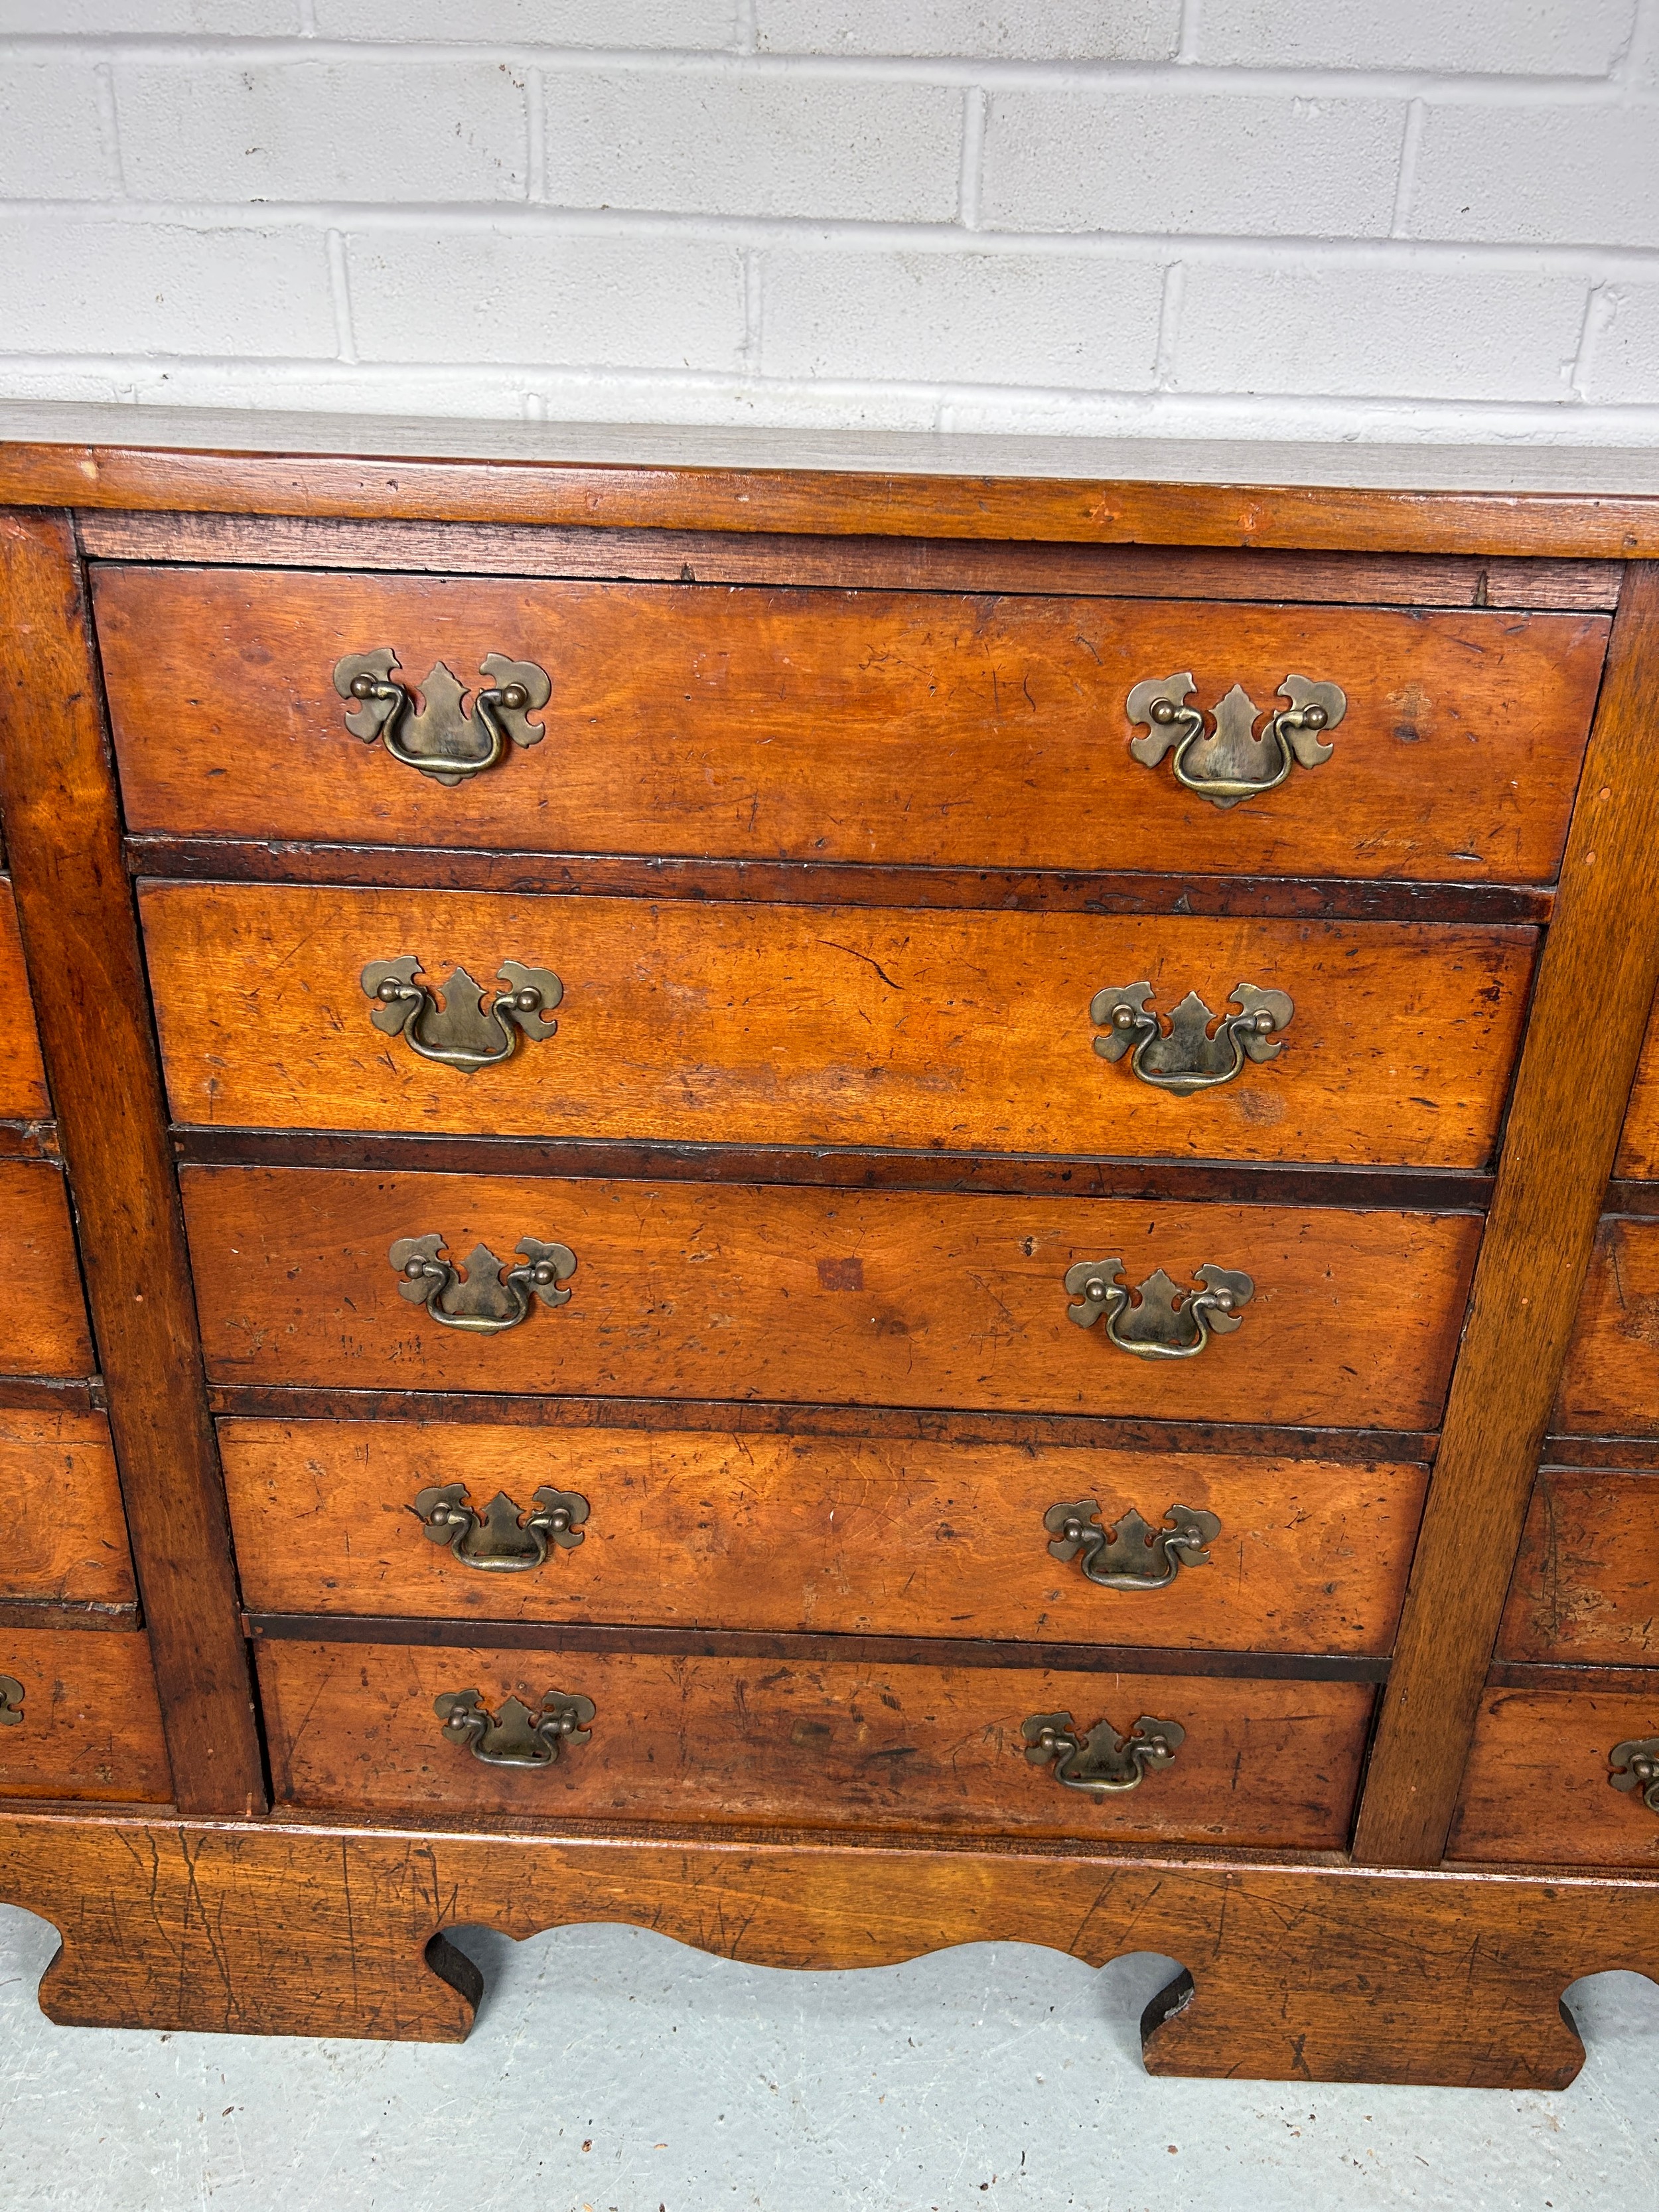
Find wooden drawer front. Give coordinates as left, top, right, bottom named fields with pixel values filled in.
left=1450, top=1688, right=1659, bottom=1867
left=1555, top=1218, right=1659, bottom=1436
left=224, top=1419, right=1425, bottom=1656
left=182, top=1167, right=1479, bottom=1432
left=0, top=1163, right=93, bottom=1380
left=0, top=1627, right=171, bottom=1801
left=96, top=567, right=1607, bottom=887
left=257, top=1638, right=1372, bottom=1847
left=0, top=878, right=48, bottom=1122
left=0, top=1410, right=135, bottom=1609
left=141, top=883, right=1536, bottom=1171
left=1498, top=1467, right=1659, bottom=1667
left=1615, top=990, right=1659, bottom=1179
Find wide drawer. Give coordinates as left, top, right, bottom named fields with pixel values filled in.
left=96, top=567, right=1608, bottom=886
left=1555, top=1218, right=1659, bottom=1436
left=1449, top=1686, right=1659, bottom=1867
left=182, top=1168, right=1480, bottom=1431
left=223, top=1418, right=1425, bottom=1656
left=0, top=1163, right=94, bottom=1380
left=257, top=1637, right=1372, bottom=1847
left=141, top=883, right=1536, bottom=1171
left=0, top=1409, right=135, bottom=1611
left=0, top=1626, right=172, bottom=1802
left=0, top=878, right=48, bottom=1122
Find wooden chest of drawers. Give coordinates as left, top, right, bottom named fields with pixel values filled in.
left=3, top=406, right=1659, bottom=2088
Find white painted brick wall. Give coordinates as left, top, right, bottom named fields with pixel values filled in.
left=0, top=0, right=1654, bottom=443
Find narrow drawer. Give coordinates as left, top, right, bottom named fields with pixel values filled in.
left=224, top=1418, right=1425, bottom=1656
left=1615, top=986, right=1659, bottom=1179
left=0, top=878, right=49, bottom=1122
left=0, top=1162, right=93, bottom=1380
left=141, top=882, right=1537, bottom=1171
left=1555, top=1218, right=1659, bottom=1437
left=1498, top=1466, right=1659, bottom=1667
left=0, top=1409, right=135, bottom=1610
left=257, top=1637, right=1372, bottom=1848
left=182, top=1167, right=1480, bottom=1432
left=96, top=567, right=1608, bottom=887
left=1449, top=1686, right=1659, bottom=1868
left=0, top=1626, right=172, bottom=1802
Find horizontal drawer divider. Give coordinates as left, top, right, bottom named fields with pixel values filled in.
left=207, top=1383, right=1435, bottom=1465
left=171, top=1126, right=1494, bottom=1214
left=1486, top=1660, right=1659, bottom=1694
left=0, top=1599, right=141, bottom=1633
left=126, top=836, right=1555, bottom=927
left=0, top=1376, right=101, bottom=1415
left=0, top=1120, right=56, bottom=1163
left=243, top=1611, right=1390, bottom=1682
left=1603, top=1183, right=1659, bottom=1217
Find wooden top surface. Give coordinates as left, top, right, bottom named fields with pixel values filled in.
left=1, top=401, right=1657, bottom=556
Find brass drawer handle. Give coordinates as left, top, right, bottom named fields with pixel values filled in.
left=434, top=1687, right=595, bottom=1768
left=1610, top=1736, right=1659, bottom=1813
left=1044, top=1499, right=1220, bottom=1589
left=332, top=650, right=551, bottom=787
left=1127, top=670, right=1346, bottom=810
left=0, top=1674, right=22, bottom=1726
left=412, top=1481, right=589, bottom=1570
left=1064, top=1258, right=1253, bottom=1359
left=1023, top=1709, right=1184, bottom=1795
left=390, top=1233, right=576, bottom=1334
left=1091, top=980, right=1292, bottom=1096
left=362, top=954, right=563, bottom=1072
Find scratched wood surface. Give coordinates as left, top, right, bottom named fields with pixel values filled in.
left=180, top=1167, right=1481, bottom=1431
left=256, top=1635, right=1372, bottom=1848
left=1449, top=1685, right=1659, bottom=1866
left=0, top=1626, right=171, bottom=1800
left=0, top=1162, right=93, bottom=1380
left=95, top=568, right=1608, bottom=885
left=0, top=878, right=49, bottom=1120
left=1554, top=1217, right=1659, bottom=1436
left=0, top=1407, right=135, bottom=1607
left=139, top=883, right=1537, bottom=1171
left=220, top=1417, right=1425, bottom=1654
left=1498, top=1465, right=1659, bottom=1665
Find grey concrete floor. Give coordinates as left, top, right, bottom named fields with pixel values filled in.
left=0, top=1901, right=1654, bottom=2209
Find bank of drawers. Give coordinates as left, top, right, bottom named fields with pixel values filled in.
left=99, top=561, right=1609, bottom=1848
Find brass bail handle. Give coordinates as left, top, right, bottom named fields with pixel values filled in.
left=411, top=1481, right=590, bottom=1571
left=434, top=1687, right=595, bottom=1768
left=1090, top=980, right=1293, bottom=1097
left=1043, top=1499, right=1220, bottom=1590
left=390, top=1233, right=577, bottom=1334
left=1022, top=1710, right=1185, bottom=1795
left=1125, top=670, right=1347, bottom=810
left=362, top=955, right=563, bottom=1073
left=332, top=650, right=552, bottom=787
left=0, top=1675, right=23, bottom=1725
left=1064, top=1258, right=1254, bottom=1360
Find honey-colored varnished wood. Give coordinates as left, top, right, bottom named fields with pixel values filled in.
left=221, top=1418, right=1425, bottom=1655
left=1554, top=1217, right=1659, bottom=1436
left=0, top=1163, right=93, bottom=1380
left=180, top=1167, right=1480, bottom=1432
left=257, top=1637, right=1372, bottom=1848
left=3, top=1807, right=1657, bottom=2087
left=0, top=877, right=49, bottom=1121
left=97, top=568, right=1607, bottom=886
left=1613, top=985, right=1659, bottom=1177
left=1498, top=1464, right=1659, bottom=1664
left=0, top=1626, right=171, bottom=1800
left=1352, top=563, right=1659, bottom=1868
left=140, top=883, right=1538, bottom=1171
left=0, top=510, right=263, bottom=1814
left=0, top=1407, right=135, bottom=1608
left=1449, top=1682, right=1659, bottom=1866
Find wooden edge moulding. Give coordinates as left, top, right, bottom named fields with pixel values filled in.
left=0, top=409, right=1656, bottom=2087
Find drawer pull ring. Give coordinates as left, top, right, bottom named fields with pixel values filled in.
left=1126, top=671, right=1346, bottom=810
left=1090, top=980, right=1293, bottom=1096
left=362, top=954, right=563, bottom=1071
left=0, top=1675, right=22, bottom=1726
left=412, top=1481, right=589, bottom=1570
left=332, top=650, right=551, bottom=787
left=1044, top=1499, right=1220, bottom=1589
left=390, top=1233, right=577, bottom=1333
left=1609, top=1736, right=1659, bottom=1814
left=1023, top=1709, right=1184, bottom=1795
left=1064, top=1258, right=1253, bottom=1359
left=434, top=1687, right=595, bottom=1768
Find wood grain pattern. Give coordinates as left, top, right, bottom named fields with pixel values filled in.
left=0, top=1163, right=92, bottom=1379
left=1352, top=564, right=1659, bottom=1868
left=76, top=510, right=1626, bottom=609
left=220, top=1417, right=1425, bottom=1655
left=1449, top=1686, right=1659, bottom=1866
left=2, top=1809, right=1656, bottom=2085
left=257, top=1637, right=1372, bottom=1848
left=0, top=1626, right=171, bottom=1800
left=1554, top=1217, right=1659, bottom=1436
left=1614, top=984, right=1659, bottom=1177
left=179, top=1166, right=1482, bottom=1431
left=96, top=568, right=1608, bottom=886
left=140, top=881, right=1538, bottom=1171
left=1498, top=1465, right=1659, bottom=1665
left=0, top=877, right=50, bottom=1120
left=0, top=510, right=263, bottom=1814
left=0, top=1407, right=135, bottom=1607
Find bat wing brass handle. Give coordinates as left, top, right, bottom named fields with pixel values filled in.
left=1610, top=1737, right=1659, bottom=1814
left=0, top=1675, right=22, bottom=1726
left=1043, top=1499, right=1220, bottom=1589
left=362, top=954, right=563, bottom=1072
left=332, top=650, right=551, bottom=787
left=390, top=1234, right=577, bottom=1333
left=411, top=1481, right=589, bottom=1570
left=1125, top=671, right=1346, bottom=810
left=1023, top=1710, right=1185, bottom=1795
left=1091, top=980, right=1292, bottom=1096
left=434, top=1688, right=595, bottom=1767
left=1064, top=1259, right=1253, bottom=1360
